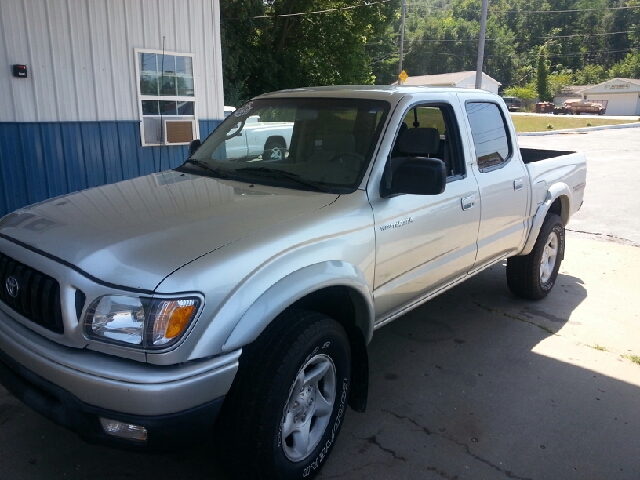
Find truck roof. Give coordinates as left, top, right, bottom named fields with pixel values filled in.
left=254, top=85, right=497, bottom=102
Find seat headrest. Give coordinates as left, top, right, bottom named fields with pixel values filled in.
left=396, top=128, right=440, bottom=156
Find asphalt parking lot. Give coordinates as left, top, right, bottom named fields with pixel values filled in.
left=1, top=127, right=640, bottom=480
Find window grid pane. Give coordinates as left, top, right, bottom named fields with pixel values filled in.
left=139, top=53, right=195, bottom=122
left=140, top=74, right=159, bottom=95
left=159, top=101, right=177, bottom=115
left=175, top=56, right=193, bottom=76
left=140, top=53, right=157, bottom=73
left=142, top=100, right=159, bottom=115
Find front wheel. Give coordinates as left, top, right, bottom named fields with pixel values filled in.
left=216, top=310, right=351, bottom=480
left=506, top=213, right=565, bottom=300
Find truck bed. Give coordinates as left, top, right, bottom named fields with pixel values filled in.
left=520, top=147, right=576, bottom=164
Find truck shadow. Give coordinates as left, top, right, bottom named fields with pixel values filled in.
left=320, top=264, right=640, bottom=479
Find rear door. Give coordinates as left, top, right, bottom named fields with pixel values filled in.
left=460, top=97, right=531, bottom=267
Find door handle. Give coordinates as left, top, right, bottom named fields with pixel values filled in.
left=514, top=178, right=524, bottom=191
left=461, top=195, right=476, bottom=211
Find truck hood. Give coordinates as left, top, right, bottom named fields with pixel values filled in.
left=0, top=172, right=338, bottom=291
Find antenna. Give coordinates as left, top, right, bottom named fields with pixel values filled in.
left=159, top=36, right=165, bottom=172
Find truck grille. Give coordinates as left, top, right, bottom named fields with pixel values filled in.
left=0, top=252, right=64, bottom=334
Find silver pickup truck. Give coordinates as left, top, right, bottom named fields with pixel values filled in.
left=0, top=86, right=586, bottom=480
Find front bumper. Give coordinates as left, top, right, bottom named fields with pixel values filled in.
left=0, top=308, right=240, bottom=451
left=0, top=347, right=225, bottom=451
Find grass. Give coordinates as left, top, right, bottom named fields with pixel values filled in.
left=591, top=344, right=608, bottom=352
left=623, top=355, right=640, bottom=365
left=510, top=114, right=637, bottom=133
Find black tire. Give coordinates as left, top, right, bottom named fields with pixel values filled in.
left=506, top=213, right=565, bottom=300
left=216, top=310, right=351, bottom=480
left=263, top=139, right=286, bottom=162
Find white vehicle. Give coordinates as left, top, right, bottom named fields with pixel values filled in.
left=220, top=105, right=293, bottom=161
left=0, top=86, right=586, bottom=480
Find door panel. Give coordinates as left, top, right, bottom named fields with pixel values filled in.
left=463, top=101, right=530, bottom=266
left=372, top=176, right=480, bottom=318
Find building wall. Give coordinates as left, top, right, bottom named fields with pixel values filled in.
left=584, top=94, right=640, bottom=116
left=457, top=74, right=500, bottom=94
left=0, top=120, right=220, bottom=215
left=0, top=0, right=224, bottom=217
left=582, top=80, right=640, bottom=116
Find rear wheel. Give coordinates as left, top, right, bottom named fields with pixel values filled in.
left=507, top=213, right=565, bottom=300
left=216, top=310, right=351, bottom=480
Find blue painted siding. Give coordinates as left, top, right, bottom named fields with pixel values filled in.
left=0, top=120, right=221, bottom=217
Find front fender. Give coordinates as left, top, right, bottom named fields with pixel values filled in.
left=221, top=261, right=375, bottom=352
left=519, top=182, right=571, bottom=256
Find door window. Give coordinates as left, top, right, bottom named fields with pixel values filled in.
left=390, top=104, right=465, bottom=179
left=465, top=102, right=512, bottom=171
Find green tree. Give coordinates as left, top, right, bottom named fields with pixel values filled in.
left=573, top=64, right=608, bottom=85
left=220, top=0, right=269, bottom=105
left=547, top=71, right=573, bottom=97
left=220, top=0, right=398, bottom=102
left=503, top=85, right=537, bottom=100
left=609, top=53, right=640, bottom=78
left=536, top=47, right=551, bottom=101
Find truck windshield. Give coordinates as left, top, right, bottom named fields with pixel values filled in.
left=179, top=97, right=390, bottom=192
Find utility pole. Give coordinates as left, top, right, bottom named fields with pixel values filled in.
left=475, top=0, right=489, bottom=89
left=398, top=0, right=406, bottom=84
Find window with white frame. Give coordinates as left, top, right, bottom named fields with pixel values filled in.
left=136, top=49, right=199, bottom=146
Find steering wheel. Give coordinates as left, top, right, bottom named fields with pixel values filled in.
left=327, top=152, right=363, bottom=172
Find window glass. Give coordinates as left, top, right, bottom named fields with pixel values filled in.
left=182, top=98, right=390, bottom=192
left=465, top=102, right=511, bottom=170
left=140, top=75, right=159, bottom=95
left=177, top=77, right=194, bottom=96
left=141, top=100, right=159, bottom=115
left=159, top=54, right=175, bottom=74
left=177, top=101, right=194, bottom=115
left=159, top=101, right=177, bottom=115
left=140, top=53, right=157, bottom=73
left=137, top=51, right=196, bottom=145
left=391, top=105, right=464, bottom=178
left=175, top=56, right=193, bottom=77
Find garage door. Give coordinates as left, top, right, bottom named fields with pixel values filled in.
left=588, top=93, right=640, bottom=116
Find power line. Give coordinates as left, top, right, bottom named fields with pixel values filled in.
left=404, top=29, right=638, bottom=44
left=432, top=48, right=634, bottom=58
left=221, top=1, right=640, bottom=21
left=223, top=0, right=394, bottom=21
left=404, top=3, right=640, bottom=14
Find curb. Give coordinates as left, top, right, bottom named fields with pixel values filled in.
left=518, top=121, right=640, bottom=136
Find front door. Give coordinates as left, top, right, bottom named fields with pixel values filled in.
left=370, top=103, right=480, bottom=319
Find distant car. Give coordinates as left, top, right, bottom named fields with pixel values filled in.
left=555, top=99, right=605, bottom=115
left=502, top=96, right=523, bottom=112
left=553, top=104, right=570, bottom=115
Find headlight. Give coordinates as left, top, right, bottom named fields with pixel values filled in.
left=83, top=295, right=200, bottom=349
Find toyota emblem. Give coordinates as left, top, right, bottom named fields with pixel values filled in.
left=5, top=276, right=19, bottom=298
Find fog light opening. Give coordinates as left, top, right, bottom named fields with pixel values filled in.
left=99, top=417, right=148, bottom=442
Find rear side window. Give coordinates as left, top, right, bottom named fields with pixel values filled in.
left=465, top=102, right=512, bottom=171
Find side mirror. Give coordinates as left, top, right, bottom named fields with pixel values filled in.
left=189, top=139, right=201, bottom=156
left=382, top=157, right=446, bottom=197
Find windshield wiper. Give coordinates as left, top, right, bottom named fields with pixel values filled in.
left=183, top=160, right=229, bottom=178
left=235, top=167, right=328, bottom=192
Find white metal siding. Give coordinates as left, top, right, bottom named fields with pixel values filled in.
left=0, top=0, right=223, bottom=122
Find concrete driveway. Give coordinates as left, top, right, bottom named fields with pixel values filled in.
left=1, top=128, right=640, bottom=480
